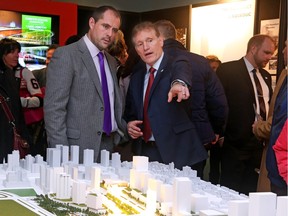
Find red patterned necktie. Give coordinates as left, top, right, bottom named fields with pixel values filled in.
left=143, top=67, right=156, bottom=142
left=252, top=69, right=266, bottom=120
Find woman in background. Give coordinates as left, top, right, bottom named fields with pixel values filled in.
left=0, top=38, right=31, bottom=162
left=1, top=38, right=43, bottom=156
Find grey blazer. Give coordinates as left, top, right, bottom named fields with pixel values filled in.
left=44, top=38, right=127, bottom=162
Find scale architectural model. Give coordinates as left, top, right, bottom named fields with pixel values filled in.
left=0, top=145, right=287, bottom=216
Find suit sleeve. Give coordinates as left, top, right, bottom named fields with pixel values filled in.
left=204, top=64, right=228, bottom=135
left=44, top=47, right=73, bottom=147
left=272, top=120, right=288, bottom=184
left=171, top=57, right=192, bottom=87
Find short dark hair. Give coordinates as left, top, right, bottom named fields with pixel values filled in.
left=131, top=21, right=160, bottom=45
left=47, top=44, right=60, bottom=51
left=0, top=38, right=21, bottom=70
left=246, top=34, right=276, bottom=53
left=206, top=55, right=221, bottom=64
left=65, top=35, right=81, bottom=45
left=91, top=6, right=121, bottom=24
left=154, top=19, right=176, bottom=40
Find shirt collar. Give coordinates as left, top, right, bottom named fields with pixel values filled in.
left=83, top=34, right=101, bottom=58
left=243, top=56, right=256, bottom=73
left=146, top=52, right=164, bottom=72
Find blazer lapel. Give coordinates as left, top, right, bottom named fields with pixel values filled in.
left=78, top=39, right=103, bottom=103
left=149, top=54, right=169, bottom=97
left=240, top=58, right=256, bottom=104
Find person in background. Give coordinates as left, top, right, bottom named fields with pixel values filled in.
left=107, top=30, right=134, bottom=161
left=107, top=30, right=129, bottom=71
left=253, top=40, right=287, bottom=194
left=154, top=20, right=228, bottom=181
left=44, top=6, right=127, bottom=163
left=206, top=55, right=221, bottom=72
left=216, top=34, right=275, bottom=194
left=204, top=54, right=224, bottom=184
left=33, top=44, right=59, bottom=88
left=107, top=30, right=129, bottom=98
left=0, top=38, right=32, bottom=161
left=1, top=38, right=43, bottom=156
left=65, top=35, right=81, bottom=46
left=125, top=21, right=208, bottom=170
left=31, top=44, right=59, bottom=159
left=265, top=39, right=287, bottom=196
left=0, top=39, right=44, bottom=115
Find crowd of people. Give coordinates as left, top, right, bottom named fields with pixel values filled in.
left=0, top=5, right=286, bottom=196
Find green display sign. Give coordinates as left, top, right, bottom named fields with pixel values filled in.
left=22, top=14, right=51, bottom=31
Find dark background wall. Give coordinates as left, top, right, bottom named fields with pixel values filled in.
left=78, top=0, right=281, bottom=50
left=0, top=0, right=78, bottom=45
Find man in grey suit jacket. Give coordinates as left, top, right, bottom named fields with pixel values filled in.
left=44, top=6, right=127, bottom=162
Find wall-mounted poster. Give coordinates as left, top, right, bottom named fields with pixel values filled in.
left=190, top=0, right=256, bottom=63
left=260, top=19, right=280, bottom=75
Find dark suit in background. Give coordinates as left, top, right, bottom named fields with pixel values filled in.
left=217, top=58, right=273, bottom=194
left=162, top=39, right=228, bottom=180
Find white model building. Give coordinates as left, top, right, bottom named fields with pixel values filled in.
left=56, top=173, right=71, bottom=199
left=90, top=166, right=101, bottom=190
left=111, top=152, right=121, bottom=168
left=6, top=150, right=20, bottom=171
left=70, top=145, right=79, bottom=164
left=0, top=149, right=287, bottom=216
left=72, top=180, right=86, bottom=204
left=160, top=184, right=173, bottom=203
left=61, top=145, right=69, bottom=164
left=248, top=192, right=277, bottom=216
left=86, top=192, right=103, bottom=210
left=47, top=148, right=61, bottom=167
left=172, top=177, right=192, bottom=216
left=83, top=149, right=94, bottom=166
left=228, top=200, right=249, bottom=216
left=191, top=193, right=209, bottom=213
left=100, top=150, right=110, bottom=167
left=276, top=196, right=288, bottom=216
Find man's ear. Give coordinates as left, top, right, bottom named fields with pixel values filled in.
left=88, top=17, right=95, bottom=29
left=159, top=37, right=164, bottom=47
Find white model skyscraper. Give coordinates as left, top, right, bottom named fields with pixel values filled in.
left=248, top=192, right=277, bottom=216
left=56, top=173, right=71, bottom=199
left=72, top=181, right=86, bottom=204
left=61, top=145, right=69, bottom=164
left=91, top=167, right=101, bottom=190
left=47, top=148, right=61, bottom=167
left=100, top=150, right=109, bottom=167
left=70, top=145, right=79, bottom=164
left=83, top=149, right=94, bottom=166
left=172, top=177, right=192, bottom=216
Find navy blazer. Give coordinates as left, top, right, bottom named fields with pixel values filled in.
left=125, top=53, right=208, bottom=169
left=163, top=39, right=228, bottom=144
left=216, top=58, right=273, bottom=147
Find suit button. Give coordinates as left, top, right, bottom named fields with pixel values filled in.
left=100, top=107, right=104, bottom=111
left=97, top=131, right=102, bottom=136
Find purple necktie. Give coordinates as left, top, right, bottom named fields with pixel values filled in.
left=97, top=52, right=112, bottom=135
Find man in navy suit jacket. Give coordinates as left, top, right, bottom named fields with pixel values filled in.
left=155, top=20, right=228, bottom=181
left=125, top=22, right=207, bottom=170
left=216, top=34, right=275, bottom=194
